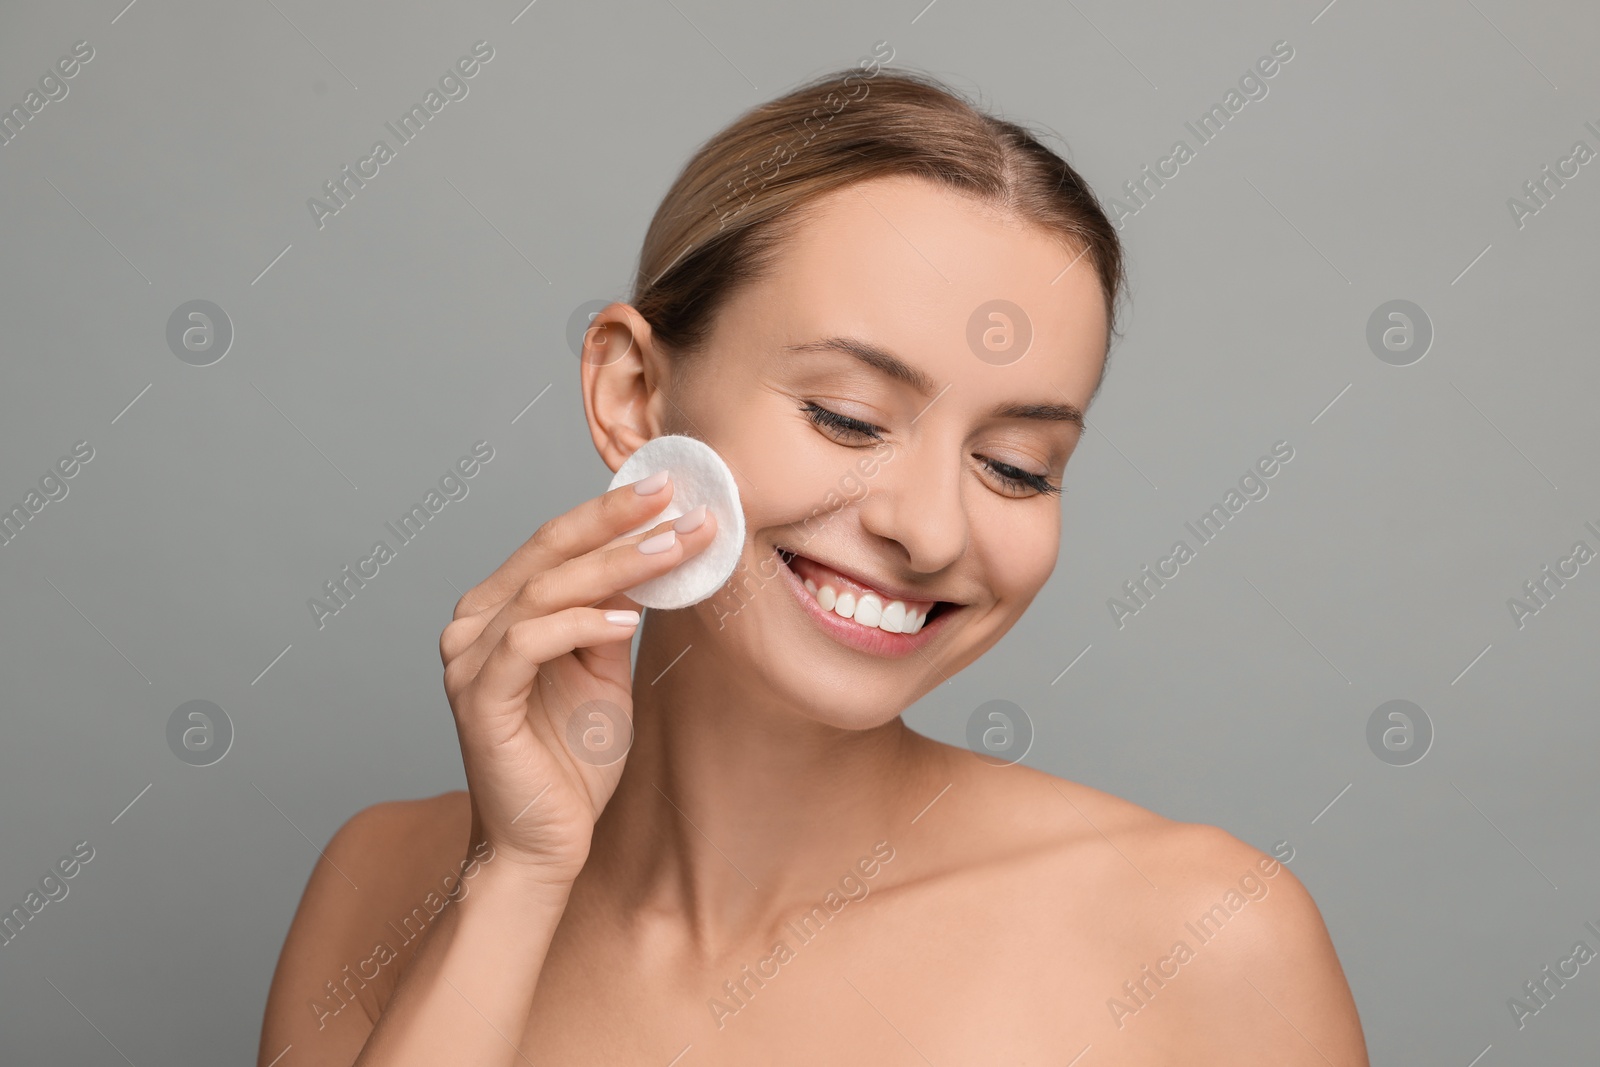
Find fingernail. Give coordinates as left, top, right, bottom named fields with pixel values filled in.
left=605, top=609, right=641, bottom=627
left=673, top=504, right=708, bottom=533
left=638, top=529, right=677, bottom=554
left=633, top=470, right=670, bottom=495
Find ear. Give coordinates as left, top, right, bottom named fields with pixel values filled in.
left=579, top=303, right=674, bottom=473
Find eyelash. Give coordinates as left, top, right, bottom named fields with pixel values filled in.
left=800, top=401, right=1063, bottom=498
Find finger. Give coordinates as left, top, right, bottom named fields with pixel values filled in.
left=465, top=606, right=643, bottom=710
left=575, top=592, right=645, bottom=671
left=451, top=509, right=717, bottom=674
left=442, top=512, right=680, bottom=666
left=451, top=470, right=678, bottom=621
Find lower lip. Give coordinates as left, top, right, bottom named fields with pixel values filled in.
left=776, top=550, right=952, bottom=658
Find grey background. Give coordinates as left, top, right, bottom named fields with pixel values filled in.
left=1, top=0, right=1595, bottom=1063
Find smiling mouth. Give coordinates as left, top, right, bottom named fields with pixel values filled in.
left=775, top=546, right=955, bottom=636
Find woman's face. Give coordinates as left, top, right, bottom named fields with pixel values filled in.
left=650, top=174, right=1108, bottom=728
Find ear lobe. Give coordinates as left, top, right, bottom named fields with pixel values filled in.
left=580, top=304, right=662, bottom=472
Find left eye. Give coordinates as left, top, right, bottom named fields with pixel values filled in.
left=980, top=457, right=1062, bottom=497
left=800, top=402, right=1062, bottom=498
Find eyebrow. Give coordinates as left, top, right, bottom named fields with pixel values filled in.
left=781, top=335, right=1084, bottom=426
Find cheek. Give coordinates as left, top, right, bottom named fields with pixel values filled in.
left=726, top=419, right=865, bottom=534
left=741, top=466, right=857, bottom=548
left=980, top=505, right=1059, bottom=599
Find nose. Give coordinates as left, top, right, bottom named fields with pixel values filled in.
left=854, top=436, right=968, bottom=576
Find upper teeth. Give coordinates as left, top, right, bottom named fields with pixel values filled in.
left=802, top=576, right=929, bottom=635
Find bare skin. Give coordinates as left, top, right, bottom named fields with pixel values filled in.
left=259, top=174, right=1369, bottom=1066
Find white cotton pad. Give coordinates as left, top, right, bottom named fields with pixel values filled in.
left=605, top=434, right=745, bottom=610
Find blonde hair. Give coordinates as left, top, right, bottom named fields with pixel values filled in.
left=631, top=61, right=1127, bottom=398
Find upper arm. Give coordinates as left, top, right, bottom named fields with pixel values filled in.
left=256, top=793, right=472, bottom=1067
left=1168, top=827, right=1369, bottom=1065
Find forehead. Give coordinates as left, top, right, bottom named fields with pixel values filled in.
left=744, top=174, right=1107, bottom=399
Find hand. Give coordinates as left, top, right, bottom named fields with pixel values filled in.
left=437, top=471, right=716, bottom=887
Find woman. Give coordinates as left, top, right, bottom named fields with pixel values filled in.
left=260, top=62, right=1368, bottom=1065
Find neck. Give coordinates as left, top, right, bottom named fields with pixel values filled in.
left=581, top=605, right=943, bottom=955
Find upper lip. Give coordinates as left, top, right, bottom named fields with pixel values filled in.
left=777, top=546, right=957, bottom=608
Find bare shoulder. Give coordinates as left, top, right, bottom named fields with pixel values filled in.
left=916, top=747, right=1368, bottom=1063
left=921, top=743, right=1309, bottom=913
left=315, top=789, right=473, bottom=884
left=1109, top=811, right=1371, bottom=1065
left=912, top=738, right=1202, bottom=878
left=257, top=790, right=477, bottom=1066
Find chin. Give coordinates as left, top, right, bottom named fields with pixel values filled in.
left=779, top=667, right=917, bottom=732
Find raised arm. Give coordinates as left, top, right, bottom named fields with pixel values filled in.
left=257, top=470, right=718, bottom=1066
